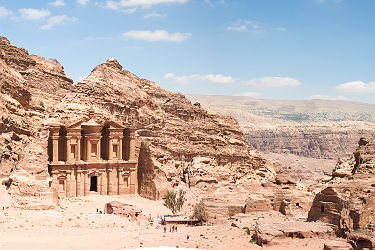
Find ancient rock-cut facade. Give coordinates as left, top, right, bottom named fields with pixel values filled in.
left=48, top=110, right=137, bottom=198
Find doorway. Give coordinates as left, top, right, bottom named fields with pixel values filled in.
left=90, top=176, right=98, bottom=192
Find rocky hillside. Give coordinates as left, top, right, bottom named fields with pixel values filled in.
left=0, top=36, right=275, bottom=199
left=0, top=36, right=74, bottom=177
left=308, top=136, right=375, bottom=233
left=188, top=95, right=375, bottom=159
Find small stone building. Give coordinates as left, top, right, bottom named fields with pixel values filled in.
left=48, top=110, right=137, bottom=198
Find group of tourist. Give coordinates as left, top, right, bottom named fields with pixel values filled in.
left=163, top=225, right=178, bottom=233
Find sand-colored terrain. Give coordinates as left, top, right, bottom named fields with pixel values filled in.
left=0, top=184, right=341, bottom=250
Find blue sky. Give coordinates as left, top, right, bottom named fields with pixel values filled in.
left=0, top=0, right=375, bottom=103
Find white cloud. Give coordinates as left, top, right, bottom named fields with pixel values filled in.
left=310, top=94, right=348, bottom=101
left=118, top=0, right=187, bottom=8
left=77, top=0, right=90, bottom=5
left=144, top=11, right=166, bottom=18
left=104, top=1, right=136, bottom=12
left=0, top=6, right=12, bottom=18
left=233, top=92, right=262, bottom=98
left=275, top=27, right=287, bottom=32
left=244, top=77, right=302, bottom=87
left=104, top=0, right=186, bottom=11
left=336, top=81, right=375, bottom=93
left=19, top=8, right=51, bottom=20
left=227, top=25, right=247, bottom=31
left=204, top=0, right=226, bottom=6
left=123, top=29, right=191, bottom=42
left=41, top=15, right=77, bottom=30
left=165, top=73, right=235, bottom=84
left=227, top=19, right=261, bottom=33
left=105, top=0, right=120, bottom=9
left=165, top=74, right=302, bottom=87
left=317, top=0, right=343, bottom=3
left=49, top=0, right=66, bottom=7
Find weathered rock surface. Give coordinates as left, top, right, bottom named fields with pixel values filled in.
left=308, top=136, right=375, bottom=233
left=348, top=233, right=375, bottom=250
left=255, top=220, right=334, bottom=246
left=0, top=36, right=275, bottom=202
left=0, top=36, right=73, bottom=177
left=188, top=95, right=375, bottom=160
left=323, top=240, right=353, bottom=250
left=7, top=169, right=51, bottom=197
left=201, top=179, right=313, bottom=220
left=104, top=201, right=143, bottom=220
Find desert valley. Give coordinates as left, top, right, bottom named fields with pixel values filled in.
left=0, top=34, right=375, bottom=250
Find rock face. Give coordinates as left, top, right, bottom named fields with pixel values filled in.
left=245, top=124, right=375, bottom=159
left=188, top=95, right=375, bottom=160
left=104, top=201, right=142, bottom=220
left=201, top=178, right=313, bottom=220
left=0, top=36, right=74, bottom=177
left=0, top=36, right=274, bottom=201
left=255, top=221, right=334, bottom=246
left=308, top=136, right=375, bottom=233
left=323, top=240, right=353, bottom=250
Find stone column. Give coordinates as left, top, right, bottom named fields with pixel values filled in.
left=97, top=140, right=101, bottom=161
left=84, top=172, right=89, bottom=196
left=109, top=138, right=113, bottom=160
left=109, top=168, right=118, bottom=195
left=66, top=172, right=71, bottom=197
left=116, top=167, right=120, bottom=195
left=102, top=170, right=108, bottom=195
left=108, top=169, right=113, bottom=195
left=70, top=169, right=76, bottom=197
left=86, top=139, right=91, bottom=162
left=98, top=173, right=102, bottom=194
left=66, top=136, right=71, bottom=163
left=129, top=132, right=136, bottom=161
left=52, top=136, right=59, bottom=163
left=129, top=169, right=137, bottom=194
left=118, top=170, right=124, bottom=195
left=119, top=137, right=123, bottom=161
left=76, top=170, right=81, bottom=196
left=77, top=137, right=81, bottom=161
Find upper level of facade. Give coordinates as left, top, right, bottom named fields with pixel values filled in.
left=48, top=109, right=136, bottom=165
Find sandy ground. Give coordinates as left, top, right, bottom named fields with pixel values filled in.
left=0, top=191, right=344, bottom=250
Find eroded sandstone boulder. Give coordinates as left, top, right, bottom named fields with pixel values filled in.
left=104, top=201, right=143, bottom=220
left=323, top=240, right=353, bottom=250
left=255, top=220, right=334, bottom=246
left=7, top=169, right=51, bottom=197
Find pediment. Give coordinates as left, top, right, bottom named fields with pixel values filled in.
left=67, top=118, right=89, bottom=129
left=105, top=120, right=125, bottom=129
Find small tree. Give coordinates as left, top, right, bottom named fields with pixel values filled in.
left=193, top=200, right=208, bottom=225
left=164, top=190, right=185, bottom=215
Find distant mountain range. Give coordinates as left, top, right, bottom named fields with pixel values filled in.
left=187, top=95, right=375, bottom=159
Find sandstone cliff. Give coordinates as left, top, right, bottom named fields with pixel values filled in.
left=0, top=36, right=74, bottom=177
left=0, top=36, right=275, bottom=200
left=308, top=136, right=375, bottom=233
left=188, top=95, right=375, bottom=160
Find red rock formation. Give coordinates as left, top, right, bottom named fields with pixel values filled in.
left=308, top=136, right=375, bottom=233
left=104, top=201, right=142, bottom=220
left=0, top=36, right=275, bottom=200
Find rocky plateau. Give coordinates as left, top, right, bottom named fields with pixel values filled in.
left=188, top=95, right=375, bottom=160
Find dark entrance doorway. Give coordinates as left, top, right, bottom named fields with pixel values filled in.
left=90, top=176, right=98, bottom=192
